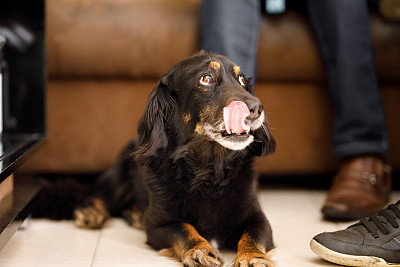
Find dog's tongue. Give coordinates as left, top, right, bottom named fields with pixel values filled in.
left=223, top=101, right=251, bottom=135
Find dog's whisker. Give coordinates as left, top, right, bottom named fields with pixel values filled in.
left=261, top=123, right=271, bottom=139
left=213, top=119, right=224, bottom=129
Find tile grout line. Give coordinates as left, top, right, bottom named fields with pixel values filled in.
left=90, top=228, right=103, bottom=267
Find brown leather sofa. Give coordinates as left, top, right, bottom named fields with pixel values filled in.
left=21, top=0, right=400, bottom=175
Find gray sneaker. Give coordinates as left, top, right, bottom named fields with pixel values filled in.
left=310, top=200, right=400, bottom=267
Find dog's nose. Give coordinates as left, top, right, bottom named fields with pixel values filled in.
left=246, top=101, right=264, bottom=121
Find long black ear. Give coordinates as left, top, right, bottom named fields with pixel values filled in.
left=134, top=75, right=176, bottom=165
left=250, top=119, right=276, bottom=157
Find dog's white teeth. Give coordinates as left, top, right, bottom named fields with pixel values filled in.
left=222, top=129, right=250, bottom=137
left=233, top=130, right=250, bottom=136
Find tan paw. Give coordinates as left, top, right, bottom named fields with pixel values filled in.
left=123, top=205, right=144, bottom=229
left=233, top=251, right=275, bottom=267
left=74, top=198, right=109, bottom=229
left=183, top=244, right=224, bottom=267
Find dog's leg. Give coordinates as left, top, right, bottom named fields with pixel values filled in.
left=122, top=204, right=144, bottom=229
left=178, top=223, right=224, bottom=267
left=149, top=223, right=224, bottom=267
left=74, top=139, right=140, bottom=229
left=232, top=218, right=275, bottom=267
left=74, top=198, right=109, bottom=229
left=73, top=165, right=117, bottom=229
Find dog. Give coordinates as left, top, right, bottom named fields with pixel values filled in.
left=74, top=52, right=276, bottom=267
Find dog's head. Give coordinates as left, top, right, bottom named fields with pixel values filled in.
left=135, top=52, right=275, bottom=165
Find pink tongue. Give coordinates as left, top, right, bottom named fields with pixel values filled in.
left=223, top=101, right=251, bottom=135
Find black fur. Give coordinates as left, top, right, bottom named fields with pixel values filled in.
left=75, top=52, right=276, bottom=265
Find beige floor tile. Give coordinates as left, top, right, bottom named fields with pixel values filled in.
left=92, top=220, right=237, bottom=266
left=91, top=219, right=180, bottom=266
left=390, top=190, right=400, bottom=203
left=0, top=189, right=399, bottom=266
left=258, top=189, right=339, bottom=266
left=0, top=219, right=100, bottom=267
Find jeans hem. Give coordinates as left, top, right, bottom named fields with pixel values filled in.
left=334, top=141, right=389, bottom=158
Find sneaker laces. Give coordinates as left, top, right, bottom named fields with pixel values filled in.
left=360, top=200, right=400, bottom=239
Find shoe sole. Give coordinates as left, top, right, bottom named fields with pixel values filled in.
left=321, top=207, right=373, bottom=221
left=310, top=239, right=400, bottom=267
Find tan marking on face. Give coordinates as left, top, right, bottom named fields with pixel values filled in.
left=183, top=113, right=191, bottom=123
left=233, top=65, right=241, bottom=77
left=209, top=60, right=221, bottom=71
left=195, top=123, right=204, bottom=134
left=197, top=106, right=217, bottom=135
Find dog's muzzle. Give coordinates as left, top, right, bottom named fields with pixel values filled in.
left=202, top=100, right=265, bottom=151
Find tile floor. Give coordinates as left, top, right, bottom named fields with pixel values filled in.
left=1, top=187, right=399, bottom=267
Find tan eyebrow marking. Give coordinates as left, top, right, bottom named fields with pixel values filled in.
left=233, top=65, right=241, bottom=77
left=209, top=60, right=221, bottom=71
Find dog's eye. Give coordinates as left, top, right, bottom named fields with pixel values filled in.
left=200, top=74, right=214, bottom=86
left=238, top=74, right=246, bottom=86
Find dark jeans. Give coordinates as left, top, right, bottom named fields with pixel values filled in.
left=200, top=0, right=389, bottom=158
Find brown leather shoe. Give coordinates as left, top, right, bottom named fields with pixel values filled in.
left=379, top=0, right=400, bottom=22
left=322, top=155, right=392, bottom=221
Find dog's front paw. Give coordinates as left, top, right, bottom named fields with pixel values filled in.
left=233, top=251, right=275, bottom=267
left=74, top=198, right=109, bottom=229
left=183, top=243, right=224, bottom=267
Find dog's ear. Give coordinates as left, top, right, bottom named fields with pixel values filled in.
left=134, top=74, right=176, bottom=165
left=250, top=121, right=276, bottom=157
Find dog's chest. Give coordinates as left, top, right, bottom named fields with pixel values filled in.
left=184, top=192, right=237, bottom=239
left=150, top=155, right=254, bottom=237
left=182, top=175, right=250, bottom=229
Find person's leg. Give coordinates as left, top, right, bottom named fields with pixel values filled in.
left=200, top=0, right=261, bottom=82
left=307, top=0, right=388, bottom=157
left=306, top=0, right=391, bottom=220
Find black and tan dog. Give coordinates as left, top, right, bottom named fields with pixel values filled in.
left=74, top=52, right=276, bottom=267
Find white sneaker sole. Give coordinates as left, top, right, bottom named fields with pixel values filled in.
left=310, top=239, right=400, bottom=267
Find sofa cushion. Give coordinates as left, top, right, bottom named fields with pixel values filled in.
left=47, top=0, right=199, bottom=79
left=21, top=81, right=400, bottom=173
left=47, top=0, right=400, bottom=81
